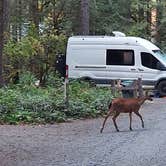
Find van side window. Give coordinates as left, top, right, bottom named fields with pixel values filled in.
left=141, top=52, right=159, bottom=69
left=106, top=50, right=134, bottom=66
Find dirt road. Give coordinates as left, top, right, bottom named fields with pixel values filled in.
left=0, top=98, right=166, bottom=166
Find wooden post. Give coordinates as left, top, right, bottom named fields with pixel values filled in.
left=138, top=78, right=143, bottom=97
left=117, top=79, right=123, bottom=96
left=111, top=80, right=116, bottom=96
left=132, top=80, right=138, bottom=98
left=64, top=78, right=69, bottom=111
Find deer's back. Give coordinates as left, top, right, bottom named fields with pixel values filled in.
left=112, top=98, right=141, bottom=113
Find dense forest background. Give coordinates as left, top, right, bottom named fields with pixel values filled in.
left=0, top=0, right=166, bottom=86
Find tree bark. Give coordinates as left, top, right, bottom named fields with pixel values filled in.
left=31, top=0, right=39, bottom=33
left=0, top=0, right=7, bottom=86
left=18, top=0, right=22, bottom=40
left=155, top=0, right=162, bottom=42
left=146, top=0, right=151, bottom=35
left=80, top=0, right=89, bottom=35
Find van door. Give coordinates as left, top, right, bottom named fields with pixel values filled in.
left=137, top=52, right=161, bottom=81
left=106, top=49, right=138, bottom=80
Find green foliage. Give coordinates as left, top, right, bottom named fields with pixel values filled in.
left=3, top=0, right=166, bottom=86
left=39, top=33, right=67, bottom=69
left=0, top=73, right=115, bottom=124
left=4, top=37, right=38, bottom=59
left=67, top=80, right=113, bottom=118
left=4, top=36, right=44, bottom=75
left=0, top=88, right=20, bottom=113
left=19, top=71, right=37, bottom=85
left=4, top=31, right=67, bottom=87
left=45, top=71, right=64, bottom=87
left=127, top=22, right=149, bottom=38
left=2, top=0, right=166, bottom=124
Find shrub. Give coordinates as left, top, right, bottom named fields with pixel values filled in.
left=0, top=74, right=115, bottom=124
left=19, top=71, right=37, bottom=86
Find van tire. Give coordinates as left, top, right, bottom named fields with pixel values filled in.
left=157, top=80, right=166, bottom=96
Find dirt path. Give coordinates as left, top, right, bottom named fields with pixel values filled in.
left=0, top=98, right=166, bottom=166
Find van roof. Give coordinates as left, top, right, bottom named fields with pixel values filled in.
left=68, top=36, right=160, bottom=50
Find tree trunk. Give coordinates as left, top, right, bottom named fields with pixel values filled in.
left=11, top=0, right=20, bottom=42
left=18, top=0, right=22, bottom=40
left=80, top=0, right=89, bottom=35
left=155, top=0, right=162, bottom=43
left=0, top=0, right=7, bottom=86
left=146, top=0, right=151, bottom=35
left=31, top=0, right=39, bottom=33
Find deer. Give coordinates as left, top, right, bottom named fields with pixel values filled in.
left=100, top=96, right=153, bottom=133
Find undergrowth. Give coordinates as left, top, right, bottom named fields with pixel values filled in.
left=0, top=72, right=116, bottom=124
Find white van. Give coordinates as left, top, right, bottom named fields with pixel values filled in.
left=66, top=32, right=166, bottom=96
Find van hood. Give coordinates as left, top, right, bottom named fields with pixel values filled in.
left=153, top=50, right=166, bottom=66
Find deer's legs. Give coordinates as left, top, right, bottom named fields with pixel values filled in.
left=112, top=112, right=120, bottom=132
left=134, top=111, right=144, bottom=128
left=129, top=112, right=132, bottom=131
left=100, top=111, right=112, bottom=133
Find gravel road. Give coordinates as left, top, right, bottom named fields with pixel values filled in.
left=1, top=98, right=166, bottom=166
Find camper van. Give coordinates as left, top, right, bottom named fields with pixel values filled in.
left=66, top=32, right=166, bottom=96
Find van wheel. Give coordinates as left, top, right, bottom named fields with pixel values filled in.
left=157, top=81, right=166, bottom=96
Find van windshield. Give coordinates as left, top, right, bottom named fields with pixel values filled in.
left=153, top=50, right=166, bottom=62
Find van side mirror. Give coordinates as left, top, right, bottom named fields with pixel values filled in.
left=157, top=61, right=166, bottom=71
